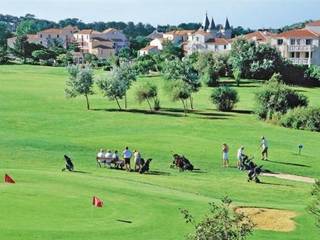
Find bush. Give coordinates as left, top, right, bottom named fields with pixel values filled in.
left=305, top=65, right=320, bottom=85
left=211, top=86, right=239, bottom=111
left=135, top=81, right=158, bottom=111
left=255, top=75, right=308, bottom=119
left=280, top=107, right=320, bottom=132
left=181, top=197, right=254, bottom=240
left=279, top=61, right=308, bottom=85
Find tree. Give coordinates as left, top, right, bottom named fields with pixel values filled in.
left=211, top=86, right=239, bottom=111
left=181, top=58, right=200, bottom=109
left=309, top=180, right=320, bottom=228
left=0, top=46, right=8, bottom=64
left=162, top=58, right=200, bottom=109
left=255, top=74, right=309, bottom=120
left=161, top=40, right=183, bottom=59
left=135, top=81, right=159, bottom=111
left=115, top=63, right=137, bottom=109
left=233, top=68, right=241, bottom=87
left=181, top=197, right=254, bottom=240
left=195, top=52, right=227, bottom=87
left=65, top=65, right=94, bottom=110
left=32, top=49, right=54, bottom=61
left=229, top=38, right=283, bottom=80
left=0, top=22, right=10, bottom=48
left=97, top=71, right=128, bottom=110
left=169, top=80, right=191, bottom=116
left=16, top=19, right=38, bottom=35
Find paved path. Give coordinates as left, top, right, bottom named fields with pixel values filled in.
left=262, top=173, right=315, bottom=183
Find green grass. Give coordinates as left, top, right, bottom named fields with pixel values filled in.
left=0, top=65, right=319, bottom=240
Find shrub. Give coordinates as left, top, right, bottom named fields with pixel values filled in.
left=135, top=81, right=158, bottom=111
left=309, top=180, right=320, bottom=228
left=280, top=107, right=320, bottom=132
left=255, top=76, right=308, bottom=119
left=181, top=197, right=254, bottom=240
left=211, top=86, right=239, bottom=111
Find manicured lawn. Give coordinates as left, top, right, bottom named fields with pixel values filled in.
left=0, top=65, right=319, bottom=239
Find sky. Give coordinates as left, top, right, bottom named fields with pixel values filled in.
left=1, top=0, right=320, bottom=29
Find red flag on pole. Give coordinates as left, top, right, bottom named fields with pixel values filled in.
left=92, top=196, right=103, bottom=207
left=4, top=174, right=15, bottom=184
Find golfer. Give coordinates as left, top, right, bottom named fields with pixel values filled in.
left=261, top=136, right=269, bottom=160
left=123, top=146, right=132, bottom=171
left=222, top=143, right=229, bottom=167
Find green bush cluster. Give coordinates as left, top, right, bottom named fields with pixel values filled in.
left=281, top=107, right=320, bottom=132
left=211, top=86, right=239, bottom=111
left=255, top=74, right=308, bottom=120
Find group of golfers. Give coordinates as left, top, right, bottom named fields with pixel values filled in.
left=222, top=136, right=268, bottom=168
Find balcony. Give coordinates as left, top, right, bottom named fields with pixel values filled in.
left=289, top=58, right=310, bottom=65
left=288, top=45, right=313, bottom=52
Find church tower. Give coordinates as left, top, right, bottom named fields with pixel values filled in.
left=202, top=12, right=210, bottom=31
left=223, top=17, right=232, bottom=39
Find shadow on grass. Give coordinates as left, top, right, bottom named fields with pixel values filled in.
left=92, top=108, right=183, bottom=118
left=266, top=159, right=310, bottom=168
left=72, top=170, right=91, bottom=174
left=92, top=108, right=235, bottom=120
left=230, top=109, right=254, bottom=114
left=145, top=170, right=171, bottom=176
left=259, top=181, right=294, bottom=187
left=116, top=219, right=132, bottom=224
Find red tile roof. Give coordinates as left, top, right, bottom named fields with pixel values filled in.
left=306, top=20, right=320, bottom=27
left=165, top=30, right=195, bottom=36
left=77, top=29, right=101, bottom=35
left=276, top=29, right=319, bottom=38
left=206, top=38, right=229, bottom=45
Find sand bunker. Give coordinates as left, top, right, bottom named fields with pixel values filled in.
left=236, top=207, right=298, bottom=232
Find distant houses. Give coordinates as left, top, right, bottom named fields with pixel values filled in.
left=139, top=14, right=320, bottom=66
left=6, top=15, right=320, bottom=66
left=7, top=25, right=129, bottom=62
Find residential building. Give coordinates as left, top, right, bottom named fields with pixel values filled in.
left=139, top=45, right=160, bottom=56
left=7, top=34, right=40, bottom=48
left=37, top=25, right=78, bottom=48
left=233, top=31, right=274, bottom=44
left=271, top=28, right=320, bottom=66
left=73, top=28, right=128, bottom=58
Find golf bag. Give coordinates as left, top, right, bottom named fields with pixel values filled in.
left=172, top=154, right=194, bottom=171
left=62, top=155, right=74, bottom=172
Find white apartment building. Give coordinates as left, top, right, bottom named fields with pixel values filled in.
left=271, top=28, right=320, bottom=66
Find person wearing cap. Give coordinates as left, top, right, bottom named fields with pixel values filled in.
left=261, top=136, right=269, bottom=160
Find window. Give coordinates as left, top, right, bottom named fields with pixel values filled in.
left=306, top=52, right=309, bottom=58
left=297, top=39, right=301, bottom=45
left=306, top=39, right=312, bottom=45
left=296, top=52, right=300, bottom=58
left=290, top=52, right=294, bottom=58
left=57, top=34, right=59, bottom=38
left=48, top=34, right=51, bottom=38
left=277, top=39, right=283, bottom=45
left=40, top=34, right=42, bottom=38
left=290, top=39, right=295, bottom=45
left=224, top=45, right=227, bottom=49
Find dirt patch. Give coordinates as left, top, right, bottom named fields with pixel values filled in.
left=262, top=173, right=315, bottom=183
left=236, top=207, right=298, bottom=232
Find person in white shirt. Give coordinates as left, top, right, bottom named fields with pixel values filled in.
left=133, top=150, right=142, bottom=171
left=123, top=146, right=132, bottom=171
left=237, top=146, right=244, bottom=169
left=261, top=136, right=269, bottom=160
left=97, top=149, right=105, bottom=158
left=105, top=150, right=113, bottom=159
